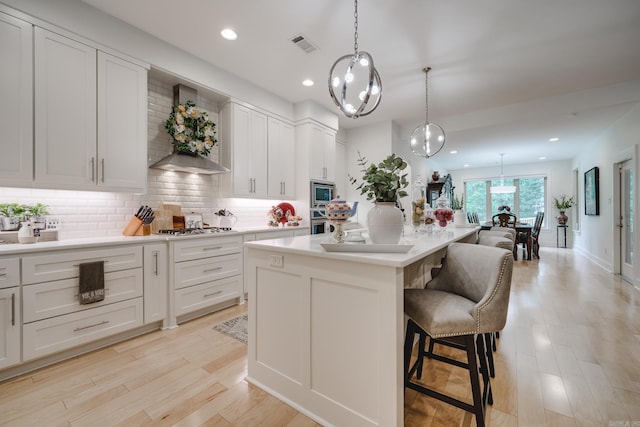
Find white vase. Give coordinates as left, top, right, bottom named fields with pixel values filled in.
left=367, top=202, right=404, bottom=244
left=454, top=210, right=466, bottom=227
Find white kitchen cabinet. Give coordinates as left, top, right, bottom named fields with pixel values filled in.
left=143, top=244, right=168, bottom=325
left=267, top=117, right=295, bottom=199
left=170, top=235, right=243, bottom=323
left=34, top=27, right=147, bottom=192
left=0, top=287, right=20, bottom=370
left=0, top=256, right=20, bottom=370
left=0, top=12, right=33, bottom=186
left=221, top=102, right=268, bottom=197
left=21, top=245, right=144, bottom=360
left=299, top=123, right=336, bottom=182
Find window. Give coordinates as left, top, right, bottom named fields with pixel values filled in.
left=465, top=176, right=547, bottom=225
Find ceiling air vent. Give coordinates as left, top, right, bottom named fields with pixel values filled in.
left=291, top=34, right=317, bottom=53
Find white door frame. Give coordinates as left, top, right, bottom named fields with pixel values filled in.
left=611, top=145, right=638, bottom=288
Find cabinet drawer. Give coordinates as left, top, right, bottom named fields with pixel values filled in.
left=0, top=258, right=20, bottom=289
left=175, top=275, right=241, bottom=317
left=22, top=246, right=143, bottom=285
left=23, top=298, right=143, bottom=361
left=174, top=254, right=241, bottom=290
left=172, top=235, right=242, bottom=262
left=23, top=268, right=143, bottom=323
left=255, top=230, right=294, bottom=240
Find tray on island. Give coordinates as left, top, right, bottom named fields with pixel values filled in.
left=320, top=242, right=414, bottom=253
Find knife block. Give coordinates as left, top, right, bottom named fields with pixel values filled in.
left=134, top=224, right=151, bottom=236
left=122, top=216, right=143, bottom=236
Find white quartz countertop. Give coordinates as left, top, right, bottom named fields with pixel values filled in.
left=244, top=226, right=478, bottom=268
left=0, top=225, right=306, bottom=255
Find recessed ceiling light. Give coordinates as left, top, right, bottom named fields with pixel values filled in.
left=220, top=28, right=237, bottom=40
left=302, top=79, right=314, bottom=87
left=539, top=156, right=547, bottom=160
left=549, top=137, right=559, bottom=142
left=464, top=164, right=469, bottom=167
left=450, top=150, right=457, bottom=154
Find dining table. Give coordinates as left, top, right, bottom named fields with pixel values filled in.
left=481, top=222, right=533, bottom=260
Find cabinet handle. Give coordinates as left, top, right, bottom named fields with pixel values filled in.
left=11, top=293, right=15, bottom=326
left=153, top=251, right=159, bottom=276
left=203, top=290, right=224, bottom=299
left=101, top=158, right=105, bottom=183
left=0, top=272, right=6, bottom=277
left=91, top=157, right=95, bottom=182
left=203, top=266, right=223, bottom=273
left=252, top=178, right=256, bottom=193
left=248, top=178, right=252, bottom=193
left=73, top=320, right=109, bottom=332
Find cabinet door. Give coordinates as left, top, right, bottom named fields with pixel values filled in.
left=250, top=110, right=268, bottom=196
left=34, top=27, right=97, bottom=188
left=231, top=104, right=252, bottom=196
left=323, top=129, right=336, bottom=182
left=308, top=125, right=325, bottom=181
left=97, top=52, right=147, bottom=192
left=0, top=288, right=20, bottom=369
left=144, top=244, right=167, bottom=324
left=0, top=12, right=33, bottom=186
left=267, top=118, right=295, bottom=198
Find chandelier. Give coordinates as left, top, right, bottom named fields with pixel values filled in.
left=490, top=154, right=516, bottom=194
left=410, top=67, right=445, bottom=158
left=328, top=0, right=382, bottom=119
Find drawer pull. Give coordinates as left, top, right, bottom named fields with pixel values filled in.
left=203, top=266, right=223, bottom=273
left=73, top=320, right=109, bottom=332
left=203, top=246, right=223, bottom=251
left=203, top=290, right=224, bottom=298
left=0, top=272, right=6, bottom=277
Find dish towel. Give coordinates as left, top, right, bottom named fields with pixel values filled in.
left=78, top=261, right=105, bottom=304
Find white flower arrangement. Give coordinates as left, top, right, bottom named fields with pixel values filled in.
left=164, top=100, right=218, bottom=157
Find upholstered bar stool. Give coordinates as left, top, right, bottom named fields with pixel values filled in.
left=404, top=243, right=514, bottom=427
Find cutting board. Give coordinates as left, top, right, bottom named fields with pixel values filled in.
left=159, top=202, right=182, bottom=216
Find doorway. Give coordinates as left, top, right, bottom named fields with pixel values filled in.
left=618, top=158, right=634, bottom=283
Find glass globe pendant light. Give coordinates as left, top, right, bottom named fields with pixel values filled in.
left=410, top=67, right=445, bottom=158
left=490, top=154, right=516, bottom=194
left=328, top=0, right=382, bottom=119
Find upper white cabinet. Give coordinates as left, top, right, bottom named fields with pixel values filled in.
left=34, top=27, right=147, bottom=192
left=267, top=117, right=295, bottom=199
left=0, top=12, right=33, bottom=186
left=299, top=123, right=336, bottom=182
left=221, top=102, right=268, bottom=197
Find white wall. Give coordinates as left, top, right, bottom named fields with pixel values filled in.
left=571, top=103, right=640, bottom=278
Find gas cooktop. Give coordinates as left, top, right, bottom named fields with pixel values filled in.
left=157, top=227, right=236, bottom=236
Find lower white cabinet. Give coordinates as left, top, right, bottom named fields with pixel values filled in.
left=21, top=245, right=145, bottom=361
left=171, top=235, right=243, bottom=322
left=0, top=287, right=20, bottom=370
left=143, top=244, right=167, bottom=324
left=22, top=298, right=143, bottom=361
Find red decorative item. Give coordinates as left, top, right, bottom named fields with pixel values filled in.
left=434, top=208, right=453, bottom=227
left=276, top=203, right=295, bottom=223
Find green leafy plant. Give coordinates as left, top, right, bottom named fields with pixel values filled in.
left=553, top=195, right=575, bottom=210
left=27, top=203, right=50, bottom=217
left=451, top=194, right=464, bottom=211
left=348, top=152, right=409, bottom=202
left=0, top=203, right=26, bottom=219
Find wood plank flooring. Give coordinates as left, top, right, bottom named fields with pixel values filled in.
left=2, top=247, right=640, bottom=426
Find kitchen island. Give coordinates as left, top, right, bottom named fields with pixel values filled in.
left=244, top=226, right=478, bottom=427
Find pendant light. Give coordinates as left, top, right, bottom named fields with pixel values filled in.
left=490, top=154, right=516, bottom=194
left=410, top=67, right=445, bottom=158
left=328, top=0, right=382, bottom=119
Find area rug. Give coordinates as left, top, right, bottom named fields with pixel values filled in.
left=213, top=314, right=247, bottom=344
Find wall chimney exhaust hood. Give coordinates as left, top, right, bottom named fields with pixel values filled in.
left=150, top=84, right=230, bottom=175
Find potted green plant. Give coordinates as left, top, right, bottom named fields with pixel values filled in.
left=451, top=194, right=464, bottom=211
left=553, top=195, right=575, bottom=225
left=27, top=203, right=50, bottom=229
left=349, top=152, right=409, bottom=244
left=0, top=203, right=24, bottom=230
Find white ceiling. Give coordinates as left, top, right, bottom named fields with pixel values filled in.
left=82, top=0, right=640, bottom=170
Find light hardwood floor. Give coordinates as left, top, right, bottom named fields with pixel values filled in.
left=2, top=247, right=640, bottom=426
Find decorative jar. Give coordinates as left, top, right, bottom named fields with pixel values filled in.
left=434, top=193, right=453, bottom=228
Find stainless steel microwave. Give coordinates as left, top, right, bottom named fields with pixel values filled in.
left=310, top=181, right=335, bottom=207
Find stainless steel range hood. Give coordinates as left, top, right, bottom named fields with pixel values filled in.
left=150, top=84, right=229, bottom=175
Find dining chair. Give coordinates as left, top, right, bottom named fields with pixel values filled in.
left=519, top=212, right=544, bottom=258
left=404, top=243, right=514, bottom=427
left=467, top=211, right=479, bottom=224
left=492, top=212, right=517, bottom=227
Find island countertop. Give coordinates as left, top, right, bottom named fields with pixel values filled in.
left=243, top=225, right=478, bottom=268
